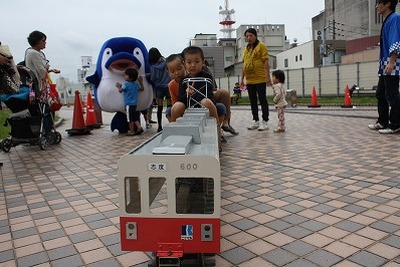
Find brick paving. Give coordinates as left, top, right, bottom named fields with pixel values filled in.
left=1, top=106, right=399, bottom=267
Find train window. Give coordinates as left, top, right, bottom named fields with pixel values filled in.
left=175, top=178, right=214, bottom=214
left=125, top=177, right=141, bottom=214
left=149, top=177, right=168, bottom=214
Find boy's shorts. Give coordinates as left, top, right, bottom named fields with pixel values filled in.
left=128, top=105, right=140, bottom=122
left=216, top=102, right=226, bottom=117
left=156, top=86, right=171, bottom=100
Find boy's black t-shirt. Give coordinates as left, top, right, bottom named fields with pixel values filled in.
left=177, top=70, right=215, bottom=107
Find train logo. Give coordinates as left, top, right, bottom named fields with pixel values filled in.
left=181, top=225, right=194, bottom=240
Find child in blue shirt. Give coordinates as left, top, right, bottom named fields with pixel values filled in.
left=116, top=68, right=144, bottom=135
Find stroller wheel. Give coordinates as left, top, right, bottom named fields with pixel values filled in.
left=1, top=138, right=12, bottom=153
left=55, top=132, right=62, bottom=144
left=46, top=132, right=57, bottom=145
left=39, top=137, right=48, bottom=150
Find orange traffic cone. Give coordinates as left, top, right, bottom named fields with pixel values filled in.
left=66, top=91, right=91, bottom=135
left=308, top=86, right=321, bottom=108
left=341, top=85, right=353, bottom=108
left=85, top=92, right=100, bottom=129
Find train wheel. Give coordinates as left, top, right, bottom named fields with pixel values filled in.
left=197, top=253, right=205, bottom=267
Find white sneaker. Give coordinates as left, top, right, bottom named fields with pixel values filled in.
left=368, top=122, right=385, bottom=130
left=247, top=121, right=259, bottom=130
left=258, top=120, right=268, bottom=131
left=378, top=127, right=400, bottom=134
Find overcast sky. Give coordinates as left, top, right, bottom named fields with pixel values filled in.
left=2, top=0, right=324, bottom=82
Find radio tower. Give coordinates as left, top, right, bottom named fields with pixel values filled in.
left=219, top=0, right=236, bottom=38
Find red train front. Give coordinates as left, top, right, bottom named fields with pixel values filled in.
left=118, top=109, right=220, bottom=266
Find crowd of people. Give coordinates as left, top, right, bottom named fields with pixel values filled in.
left=109, top=1, right=400, bottom=138
left=4, top=0, right=400, bottom=162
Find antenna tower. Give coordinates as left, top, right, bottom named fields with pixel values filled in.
left=219, top=0, right=236, bottom=38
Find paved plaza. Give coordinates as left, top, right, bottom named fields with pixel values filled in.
left=0, top=106, right=399, bottom=267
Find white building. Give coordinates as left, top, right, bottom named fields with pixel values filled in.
left=276, top=39, right=346, bottom=70
left=276, top=41, right=315, bottom=70
left=236, top=24, right=288, bottom=60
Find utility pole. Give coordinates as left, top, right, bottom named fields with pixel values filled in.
left=332, top=0, right=336, bottom=40
left=332, top=19, right=336, bottom=40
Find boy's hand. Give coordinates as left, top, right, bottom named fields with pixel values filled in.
left=186, top=82, right=195, bottom=95
left=116, top=82, right=122, bottom=89
left=138, top=76, right=144, bottom=91
left=186, top=86, right=195, bottom=95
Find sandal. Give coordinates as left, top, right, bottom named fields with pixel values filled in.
left=221, top=136, right=227, bottom=144
left=221, top=125, right=239, bottom=135
left=133, top=128, right=144, bottom=135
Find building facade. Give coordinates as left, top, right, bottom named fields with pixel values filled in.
left=312, top=0, right=382, bottom=41
left=189, top=34, right=225, bottom=78
left=276, top=40, right=346, bottom=70
left=236, top=24, right=287, bottom=60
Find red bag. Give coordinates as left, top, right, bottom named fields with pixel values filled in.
left=48, top=83, right=62, bottom=112
left=42, top=74, right=62, bottom=112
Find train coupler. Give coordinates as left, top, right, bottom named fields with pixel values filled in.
left=157, top=243, right=183, bottom=267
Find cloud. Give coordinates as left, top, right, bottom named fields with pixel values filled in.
left=2, top=0, right=324, bottom=82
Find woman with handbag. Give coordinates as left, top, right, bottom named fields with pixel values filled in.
left=25, top=31, right=60, bottom=134
left=25, top=31, right=60, bottom=92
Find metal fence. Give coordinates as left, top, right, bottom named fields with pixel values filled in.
left=216, top=61, right=378, bottom=97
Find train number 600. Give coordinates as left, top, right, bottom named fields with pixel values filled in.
left=180, top=163, right=198, bottom=171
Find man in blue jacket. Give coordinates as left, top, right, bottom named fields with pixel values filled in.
left=369, top=0, right=400, bottom=133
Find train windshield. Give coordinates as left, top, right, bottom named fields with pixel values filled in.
left=176, top=178, right=214, bottom=214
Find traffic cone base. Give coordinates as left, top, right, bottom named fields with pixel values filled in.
left=66, top=91, right=91, bottom=135
left=308, top=86, right=321, bottom=108
left=85, top=92, right=101, bottom=129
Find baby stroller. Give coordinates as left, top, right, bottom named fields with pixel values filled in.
left=1, top=65, right=62, bottom=152
left=231, top=84, right=242, bottom=105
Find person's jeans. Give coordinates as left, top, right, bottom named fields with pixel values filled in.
left=376, top=75, right=400, bottom=129
left=247, top=82, right=269, bottom=122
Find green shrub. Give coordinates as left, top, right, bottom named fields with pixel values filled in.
left=0, top=109, right=11, bottom=139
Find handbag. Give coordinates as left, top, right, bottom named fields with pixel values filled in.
left=0, top=60, right=20, bottom=95
left=42, top=74, right=62, bottom=112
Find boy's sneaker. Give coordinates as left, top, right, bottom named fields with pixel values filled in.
left=258, top=120, right=268, bottom=131
left=247, top=121, right=259, bottom=130
left=146, top=122, right=151, bottom=129
left=378, top=127, right=400, bottom=134
left=368, top=122, right=385, bottom=130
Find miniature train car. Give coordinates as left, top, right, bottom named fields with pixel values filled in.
left=118, top=108, right=220, bottom=266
